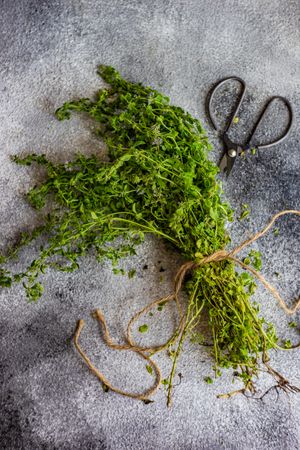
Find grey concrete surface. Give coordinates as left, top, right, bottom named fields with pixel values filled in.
left=0, top=0, right=300, bottom=449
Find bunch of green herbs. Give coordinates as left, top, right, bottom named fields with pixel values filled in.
left=0, top=66, right=286, bottom=398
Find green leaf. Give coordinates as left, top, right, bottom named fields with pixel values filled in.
left=128, top=269, right=136, bottom=279
left=238, top=204, right=250, bottom=221
left=204, top=376, right=213, bottom=384
left=283, top=339, right=292, bottom=349
left=91, top=211, right=98, bottom=220
left=146, top=365, right=153, bottom=375
left=157, top=301, right=167, bottom=312
left=139, top=324, right=148, bottom=333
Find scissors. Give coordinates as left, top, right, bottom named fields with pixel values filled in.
left=206, top=77, right=294, bottom=176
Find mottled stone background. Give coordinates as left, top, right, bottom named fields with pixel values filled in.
left=0, top=1, right=299, bottom=449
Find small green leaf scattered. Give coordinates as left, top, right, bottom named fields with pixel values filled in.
left=139, top=324, right=148, bottom=333
left=113, top=268, right=125, bottom=275
left=146, top=364, right=153, bottom=375
left=288, top=321, right=297, bottom=328
left=204, top=376, right=213, bottom=384
left=238, top=204, right=250, bottom=221
left=157, top=301, right=167, bottom=311
left=128, top=269, right=136, bottom=279
left=283, top=339, right=292, bottom=349
left=0, top=269, right=12, bottom=288
left=248, top=250, right=262, bottom=271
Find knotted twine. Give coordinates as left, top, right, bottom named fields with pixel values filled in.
left=74, top=210, right=300, bottom=402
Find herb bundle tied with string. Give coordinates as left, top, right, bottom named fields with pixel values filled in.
left=1, top=66, right=299, bottom=405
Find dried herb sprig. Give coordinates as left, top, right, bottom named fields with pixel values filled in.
left=1, top=66, right=298, bottom=402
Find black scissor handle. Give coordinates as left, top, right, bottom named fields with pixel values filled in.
left=247, top=96, right=293, bottom=150
left=206, top=76, right=246, bottom=134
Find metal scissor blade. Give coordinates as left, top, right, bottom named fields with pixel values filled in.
left=219, top=153, right=228, bottom=172
left=218, top=153, right=235, bottom=177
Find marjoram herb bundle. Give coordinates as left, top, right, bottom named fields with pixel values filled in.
left=1, top=66, right=299, bottom=404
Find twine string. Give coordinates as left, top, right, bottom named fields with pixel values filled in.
left=74, top=210, right=300, bottom=401
left=74, top=310, right=162, bottom=400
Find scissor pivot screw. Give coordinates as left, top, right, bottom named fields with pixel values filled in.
left=228, top=149, right=237, bottom=158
